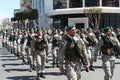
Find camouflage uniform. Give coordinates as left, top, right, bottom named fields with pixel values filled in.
left=23, top=32, right=35, bottom=71
left=85, top=28, right=98, bottom=71
left=16, top=31, right=22, bottom=59
left=94, top=27, right=120, bottom=80
left=33, top=29, right=48, bottom=79
left=59, top=34, right=88, bottom=80
left=21, top=31, right=28, bottom=64
left=51, top=30, right=62, bottom=67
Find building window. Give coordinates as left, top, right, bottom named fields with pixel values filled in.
left=53, top=0, right=67, bottom=9
left=53, top=19, right=62, bottom=29
left=85, top=0, right=99, bottom=7
left=102, top=0, right=119, bottom=7
left=69, top=0, right=82, bottom=8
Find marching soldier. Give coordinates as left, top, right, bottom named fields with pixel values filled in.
left=22, top=28, right=36, bottom=72
left=16, top=30, right=22, bottom=59
left=58, top=24, right=89, bottom=80
left=116, top=28, right=120, bottom=41
left=114, top=28, right=120, bottom=58
left=51, top=29, right=62, bottom=67
left=21, top=30, right=28, bottom=64
left=94, top=26, right=120, bottom=80
left=85, top=28, right=98, bottom=71
left=33, top=29, right=48, bottom=80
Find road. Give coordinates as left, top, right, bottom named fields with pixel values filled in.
left=0, top=36, right=120, bottom=80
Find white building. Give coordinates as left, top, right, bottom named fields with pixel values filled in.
left=32, top=0, right=120, bottom=29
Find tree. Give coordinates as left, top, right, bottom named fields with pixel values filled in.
left=83, top=7, right=102, bottom=29
left=2, top=18, right=11, bottom=28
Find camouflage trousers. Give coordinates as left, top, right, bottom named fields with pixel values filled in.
left=65, top=60, right=82, bottom=80
left=52, top=47, right=59, bottom=63
left=102, top=54, right=115, bottom=80
left=35, top=50, right=46, bottom=73
left=25, top=47, right=33, bottom=69
left=87, top=46, right=95, bottom=65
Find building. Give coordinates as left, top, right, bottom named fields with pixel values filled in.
left=20, top=0, right=32, bottom=11
left=32, top=0, right=120, bottom=29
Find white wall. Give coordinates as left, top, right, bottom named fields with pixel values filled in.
left=39, top=14, right=53, bottom=28
left=44, top=0, right=53, bottom=13
left=68, top=18, right=89, bottom=29
left=37, top=0, right=53, bottom=28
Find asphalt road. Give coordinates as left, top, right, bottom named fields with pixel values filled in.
left=0, top=36, right=120, bottom=80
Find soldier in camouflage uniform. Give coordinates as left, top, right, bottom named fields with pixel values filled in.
left=116, top=28, right=120, bottom=41
left=115, top=28, right=120, bottom=58
left=51, top=29, right=62, bottom=67
left=21, top=30, right=28, bottom=64
left=33, top=29, right=48, bottom=80
left=94, top=27, right=120, bottom=80
left=22, top=28, right=36, bottom=72
left=58, top=24, right=89, bottom=80
left=85, top=28, right=98, bottom=71
left=16, top=30, right=22, bottom=59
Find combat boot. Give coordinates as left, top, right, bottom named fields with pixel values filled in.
left=52, top=61, right=55, bottom=68
left=89, top=65, right=95, bottom=71
left=56, top=63, right=59, bottom=67
left=32, top=64, right=36, bottom=70
left=22, top=59, right=25, bottom=65
left=37, top=73, right=40, bottom=80
left=40, top=72, right=46, bottom=78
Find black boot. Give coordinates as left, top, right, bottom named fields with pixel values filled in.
left=40, top=72, right=46, bottom=78
left=89, top=65, right=95, bottom=71
left=32, top=65, right=36, bottom=70
left=37, top=73, right=40, bottom=80
left=22, top=60, right=25, bottom=65
left=52, top=62, right=55, bottom=68
left=56, top=63, right=59, bottom=67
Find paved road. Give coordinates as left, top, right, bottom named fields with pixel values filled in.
left=0, top=36, right=120, bottom=80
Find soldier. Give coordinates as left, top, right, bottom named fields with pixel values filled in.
left=51, top=29, right=62, bottom=67
left=116, top=28, right=120, bottom=41
left=21, top=30, right=28, bottom=64
left=12, top=31, right=18, bottom=57
left=16, top=30, right=22, bottom=59
left=33, top=29, right=48, bottom=80
left=94, top=26, right=120, bottom=80
left=58, top=24, right=89, bottom=80
left=85, top=27, right=98, bottom=71
left=22, top=28, right=36, bottom=72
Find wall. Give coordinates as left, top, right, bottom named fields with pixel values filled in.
left=68, top=17, right=89, bottom=29
left=44, top=0, right=53, bottom=13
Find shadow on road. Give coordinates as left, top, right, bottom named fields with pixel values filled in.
left=0, top=55, right=15, bottom=58
left=5, top=68, right=30, bottom=72
left=94, top=66, right=103, bottom=69
left=1, top=58, right=19, bottom=61
left=7, top=76, right=36, bottom=80
left=44, top=72, right=63, bottom=76
left=2, top=63, right=22, bottom=67
left=115, top=62, right=120, bottom=64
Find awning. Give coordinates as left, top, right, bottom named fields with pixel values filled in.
left=47, top=7, right=120, bottom=16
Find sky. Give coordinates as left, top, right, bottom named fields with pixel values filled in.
left=0, top=0, right=20, bottom=20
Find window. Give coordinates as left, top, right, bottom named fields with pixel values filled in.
left=102, top=0, right=119, bottom=7
left=85, top=0, right=99, bottom=7
left=69, top=0, right=82, bottom=8
left=53, top=0, right=67, bottom=9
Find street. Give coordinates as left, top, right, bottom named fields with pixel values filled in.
left=0, top=37, right=120, bottom=80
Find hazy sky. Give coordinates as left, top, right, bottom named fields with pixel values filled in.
left=0, top=0, right=20, bottom=19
